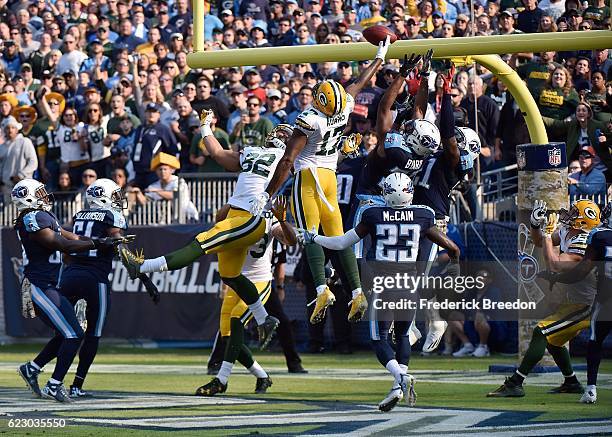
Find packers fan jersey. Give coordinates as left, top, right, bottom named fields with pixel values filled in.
left=228, top=146, right=284, bottom=211
left=586, top=227, right=612, bottom=303
left=243, top=218, right=279, bottom=283
left=293, top=94, right=355, bottom=172
left=557, top=226, right=597, bottom=306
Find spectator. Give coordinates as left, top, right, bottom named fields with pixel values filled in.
left=0, top=93, right=18, bottom=126
left=243, top=68, right=267, bottom=103
left=191, top=76, right=230, bottom=129
left=57, top=35, right=87, bottom=76
left=131, top=103, right=179, bottom=189
left=227, top=87, right=249, bottom=134
left=19, top=26, right=40, bottom=58
left=496, top=94, right=531, bottom=166
left=359, top=0, right=387, bottom=28
left=517, top=0, right=544, bottom=33
left=287, top=85, right=313, bottom=124
left=573, top=57, right=592, bottom=94
left=2, top=40, right=25, bottom=77
left=537, top=14, right=558, bottom=32
left=498, top=9, right=522, bottom=34
left=539, top=0, right=565, bottom=22
left=80, top=102, right=110, bottom=178
left=12, top=106, right=37, bottom=138
left=536, top=66, right=580, bottom=125
left=568, top=145, right=607, bottom=198
left=591, top=49, right=612, bottom=79
left=265, top=89, right=289, bottom=126
left=173, top=97, right=200, bottom=169
left=454, top=13, right=470, bottom=36
left=583, top=0, right=610, bottom=30
left=53, top=171, right=79, bottom=202
left=568, top=160, right=581, bottom=174
left=230, top=95, right=273, bottom=150
left=516, top=51, right=559, bottom=95
left=585, top=71, right=611, bottom=123
left=115, top=19, right=145, bottom=52
left=0, top=116, right=38, bottom=201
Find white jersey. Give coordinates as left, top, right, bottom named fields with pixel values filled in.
left=293, top=94, right=355, bottom=172
left=243, top=218, right=280, bottom=283
left=86, top=117, right=110, bottom=162
left=557, top=226, right=597, bottom=305
left=56, top=124, right=89, bottom=163
left=228, top=146, right=284, bottom=211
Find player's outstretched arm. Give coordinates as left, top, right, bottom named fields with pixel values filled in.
left=200, top=110, right=241, bottom=172
left=299, top=223, right=368, bottom=250
left=265, top=130, right=307, bottom=197
left=271, top=196, right=297, bottom=246
left=439, top=64, right=460, bottom=169
left=412, top=49, right=434, bottom=120
left=34, top=227, right=120, bottom=253
left=425, top=226, right=460, bottom=261
left=346, top=36, right=390, bottom=98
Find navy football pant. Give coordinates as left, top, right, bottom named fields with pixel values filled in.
left=586, top=303, right=612, bottom=386
left=369, top=304, right=414, bottom=368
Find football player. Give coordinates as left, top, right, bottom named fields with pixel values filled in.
left=121, top=113, right=290, bottom=349
left=488, top=199, right=600, bottom=398
left=298, top=172, right=460, bottom=412
left=538, top=201, right=612, bottom=404
left=14, top=179, right=123, bottom=402
left=58, top=178, right=153, bottom=398
left=251, top=38, right=396, bottom=325
left=196, top=196, right=297, bottom=396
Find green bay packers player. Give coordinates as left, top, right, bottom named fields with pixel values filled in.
left=121, top=112, right=294, bottom=348
left=488, top=199, right=600, bottom=397
left=251, top=37, right=393, bottom=324
left=196, top=196, right=297, bottom=396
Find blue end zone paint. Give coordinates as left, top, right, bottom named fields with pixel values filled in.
left=489, top=364, right=588, bottom=373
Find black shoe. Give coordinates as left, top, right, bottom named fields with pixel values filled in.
left=255, top=376, right=273, bottom=394
left=207, top=362, right=222, bottom=375
left=287, top=362, right=308, bottom=374
left=195, top=378, right=227, bottom=396
left=257, top=316, right=280, bottom=350
left=486, top=377, right=525, bottom=398
left=41, top=381, right=73, bottom=403
left=549, top=381, right=583, bottom=394
left=18, top=363, right=41, bottom=398
left=69, top=386, right=93, bottom=398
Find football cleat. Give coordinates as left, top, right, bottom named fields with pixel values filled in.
left=255, top=376, right=273, bottom=394
left=347, top=291, right=368, bottom=322
left=408, top=321, right=422, bottom=346
left=257, top=315, right=280, bottom=350
left=308, top=287, right=336, bottom=324
left=423, top=320, right=448, bottom=352
left=548, top=381, right=583, bottom=394
left=18, top=362, right=41, bottom=398
left=580, top=388, right=597, bottom=404
left=119, top=247, right=144, bottom=280
left=401, top=374, right=417, bottom=407
left=195, top=378, right=227, bottom=397
left=41, top=381, right=73, bottom=403
left=453, top=342, right=475, bottom=357
left=487, top=378, right=525, bottom=398
left=378, top=386, right=403, bottom=412
left=69, top=386, right=93, bottom=398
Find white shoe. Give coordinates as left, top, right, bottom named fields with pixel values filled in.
left=378, top=386, right=403, bottom=412
left=422, top=320, right=447, bottom=352
left=452, top=342, right=475, bottom=357
left=580, top=388, right=597, bottom=404
left=408, top=321, right=422, bottom=346
left=400, top=374, right=417, bottom=407
left=472, top=344, right=490, bottom=357
left=440, top=344, right=453, bottom=356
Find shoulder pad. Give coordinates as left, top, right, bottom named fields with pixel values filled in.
left=587, top=227, right=604, bottom=244
left=295, top=112, right=317, bottom=132
left=107, top=210, right=128, bottom=230
left=23, top=211, right=53, bottom=233
left=409, top=204, right=436, bottom=219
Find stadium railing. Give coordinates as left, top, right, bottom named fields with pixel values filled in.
left=180, top=172, right=238, bottom=223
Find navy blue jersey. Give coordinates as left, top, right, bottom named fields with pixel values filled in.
left=357, top=132, right=424, bottom=196
left=67, top=209, right=127, bottom=282
left=360, top=204, right=435, bottom=263
left=15, top=210, right=62, bottom=288
left=132, top=122, right=179, bottom=175
left=412, top=151, right=460, bottom=219
left=337, top=155, right=364, bottom=231
left=587, top=227, right=612, bottom=302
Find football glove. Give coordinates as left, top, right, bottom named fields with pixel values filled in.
left=419, top=49, right=434, bottom=78
left=297, top=227, right=319, bottom=245
left=399, top=53, right=422, bottom=78
left=530, top=200, right=547, bottom=228
left=249, top=192, right=270, bottom=216
left=544, top=212, right=559, bottom=236
left=92, top=235, right=135, bottom=252
left=199, top=109, right=214, bottom=137
left=442, top=63, right=456, bottom=94
left=340, top=133, right=362, bottom=158
left=140, top=273, right=160, bottom=304
left=375, top=35, right=391, bottom=61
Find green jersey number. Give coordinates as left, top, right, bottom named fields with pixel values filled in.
left=242, top=152, right=277, bottom=177
left=316, top=125, right=345, bottom=156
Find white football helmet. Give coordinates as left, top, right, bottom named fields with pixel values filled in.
left=455, top=127, right=481, bottom=159
left=383, top=172, right=414, bottom=209
left=402, top=119, right=441, bottom=158
left=265, top=123, right=293, bottom=149
left=86, top=178, right=126, bottom=212
left=11, top=179, right=52, bottom=212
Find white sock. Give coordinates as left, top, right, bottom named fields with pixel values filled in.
left=351, top=288, right=362, bottom=299
left=385, top=359, right=403, bottom=381
left=48, top=378, right=61, bottom=385
left=587, top=384, right=596, bottom=391
left=248, top=300, right=268, bottom=325
left=464, top=342, right=474, bottom=347
left=29, top=361, right=41, bottom=370
left=140, top=256, right=168, bottom=274
left=316, top=285, right=327, bottom=295
left=248, top=361, right=268, bottom=378
left=217, top=361, right=233, bottom=385
left=399, top=364, right=408, bottom=374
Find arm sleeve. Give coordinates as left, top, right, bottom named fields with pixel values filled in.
left=439, top=93, right=454, bottom=139
left=314, top=229, right=361, bottom=251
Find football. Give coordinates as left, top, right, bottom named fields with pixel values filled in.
left=363, top=25, right=398, bottom=46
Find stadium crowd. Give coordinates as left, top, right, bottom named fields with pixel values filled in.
left=0, top=0, right=610, bottom=209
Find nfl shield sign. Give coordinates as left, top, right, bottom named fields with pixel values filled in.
left=548, top=147, right=562, bottom=166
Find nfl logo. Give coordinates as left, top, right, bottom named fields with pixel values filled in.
left=548, top=147, right=562, bottom=166
left=517, top=150, right=526, bottom=169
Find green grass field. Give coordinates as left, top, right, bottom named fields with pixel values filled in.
left=1, top=344, right=611, bottom=436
